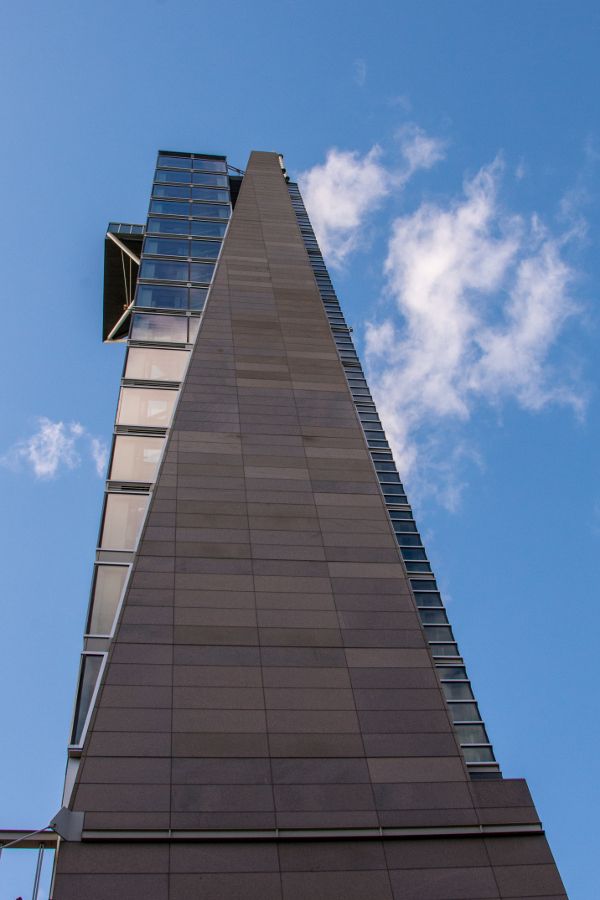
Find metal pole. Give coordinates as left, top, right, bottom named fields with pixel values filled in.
left=31, top=845, right=44, bottom=900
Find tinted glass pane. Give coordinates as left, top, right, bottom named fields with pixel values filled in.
left=388, top=509, right=413, bottom=520
left=430, top=642, right=458, bottom=656
left=146, top=217, right=190, bottom=236
left=158, top=155, right=192, bottom=169
left=424, top=625, right=454, bottom=642
left=192, top=172, right=228, bottom=187
left=152, top=184, right=190, bottom=199
left=155, top=169, right=191, bottom=184
left=190, top=239, right=221, bottom=259
left=190, top=262, right=215, bottom=283
left=379, top=472, right=401, bottom=483
left=410, top=578, right=438, bottom=591
left=193, top=158, right=227, bottom=172
left=462, top=746, right=496, bottom=763
left=393, top=520, right=416, bottom=532
left=110, top=434, right=165, bottom=482
left=88, top=565, right=128, bottom=635
left=117, top=387, right=177, bottom=427
left=413, top=591, right=443, bottom=607
left=150, top=200, right=190, bottom=216
left=100, top=493, right=149, bottom=549
left=130, top=313, right=188, bottom=343
left=419, top=608, right=448, bottom=624
left=125, top=347, right=189, bottom=382
left=192, top=187, right=230, bottom=202
left=395, top=533, right=422, bottom=547
left=437, top=666, right=468, bottom=680
left=140, top=260, right=188, bottom=281
left=190, top=220, right=227, bottom=238
left=454, top=723, right=489, bottom=743
left=190, top=202, right=230, bottom=220
left=400, top=547, right=427, bottom=561
left=404, top=561, right=432, bottom=573
left=442, top=682, right=474, bottom=700
left=189, top=288, right=208, bottom=310
left=136, top=284, right=188, bottom=310
left=144, top=237, right=189, bottom=257
left=71, top=654, right=103, bottom=744
left=448, top=702, right=481, bottom=722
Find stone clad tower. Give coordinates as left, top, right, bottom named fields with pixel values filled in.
left=51, top=150, right=566, bottom=899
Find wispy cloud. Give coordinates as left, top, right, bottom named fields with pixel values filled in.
left=1, top=418, right=108, bottom=480
left=353, top=58, right=367, bottom=87
left=298, top=125, right=445, bottom=268
left=365, top=158, right=585, bottom=508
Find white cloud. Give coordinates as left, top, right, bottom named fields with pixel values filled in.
left=298, top=146, right=389, bottom=267
left=298, top=126, right=445, bottom=269
left=365, top=159, right=584, bottom=508
left=1, top=418, right=108, bottom=480
left=89, top=437, right=109, bottom=478
left=396, top=123, right=447, bottom=177
left=353, top=58, right=367, bottom=87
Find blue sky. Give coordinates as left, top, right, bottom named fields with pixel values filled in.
left=1, top=1, right=598, bottom=896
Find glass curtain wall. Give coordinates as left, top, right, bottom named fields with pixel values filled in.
left=66, top=153, right=230, bottom=764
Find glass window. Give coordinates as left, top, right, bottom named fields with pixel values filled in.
left=188, top=317, right=201, bottom=342
left=140, top=259, right=188, bottom=282
left=100, top=493, right=149, bottom=549
left=442, top=682, right=474, bottom=701
left=379, top=472, right=401, bottom=484
left=192, top=172, right=228, bottom=187
left=454, top=723, right=489, bottom=743
left=401, top=548, right=428, bottom=561
left=437, top=666, right=468, bottom=680
left=413, top=591, right=443, bottom=607
left=430, top=641, right=458, bottom=655
left=130, top=313, right=188, bottom=343
left=190, top=288, right=208, bottom=310
left=193, top=158, right=227, bottom=173
left=419, top=608, right=448, bottom=625
left=110, top=434, right=165, bottom=482
left=191, top=187, right=230, bottom=203
left=150, top=199, right=190, bottom=216
left=190, top=219, right=227, bottom=238
left=71, top=654, right=103, bottom=744
left=191, top=239, right=221, bottom=259
left=144, top=237, right=189, bottom=257
left=190, top=202, right=230, bottom=220
left=125, top=346, right=189, bottom=382
left=190, top=262, right=215, bottom=283
left=146, top=217, right=190, bottom=236
left=410, top=578, right=438, bottom=591
left=392, top=520, right=416, bottom=533
left=155, top=169, right=192, bottom=184
left=388, top=509, right=413, bottom=520
left=158, top=154, right=192, bottom=169
left=395, top=533, right=422, bottom=547
left=87, top=565, right=128, bottom=635
left=152, top=184, right=190, bottom=199
left=136, top=284, right=189, bottom=310
left=462, top=746, right=495, bottom=763
left=448, top=702, right=481, bottom=723
left=424, top=625, right=454, bottom=642
left=117, top=387, right=177, bottom=428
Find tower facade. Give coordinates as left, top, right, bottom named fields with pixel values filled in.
left=52, top=150, right=566, bottom=898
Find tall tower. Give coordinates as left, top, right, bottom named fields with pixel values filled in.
left=51, top=150, right=566, bottom=898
